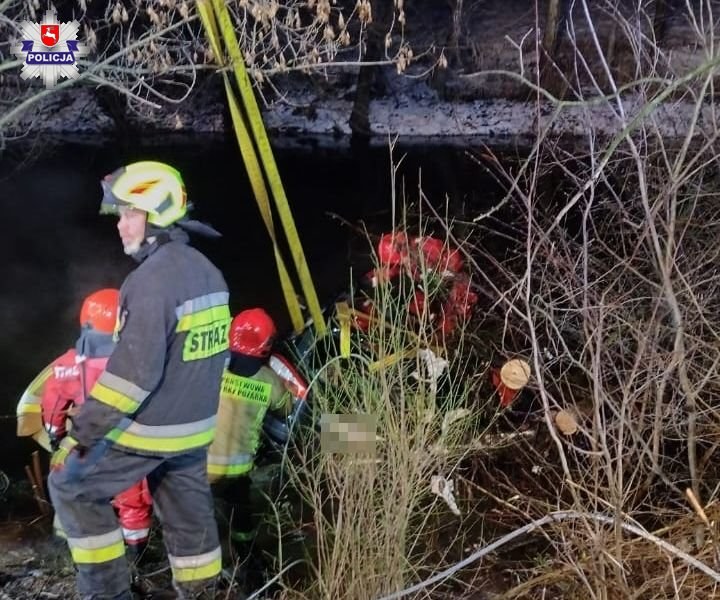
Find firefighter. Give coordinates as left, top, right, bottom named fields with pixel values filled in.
left=39, top=288, right=153, bottom=559
left=207, top=309, right=294, bottom=555
left=48, top=161, right=230, bottom=600
left=362, top=231, right=478, bottom=338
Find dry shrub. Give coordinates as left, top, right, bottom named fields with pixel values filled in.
left=0, top=0, right=415, bottom=130
left=458, top=2, right=720, bottom=598
left=266, top=214, right=507, bottom=599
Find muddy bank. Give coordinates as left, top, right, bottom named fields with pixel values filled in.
left=2, top=0, right=716, bottom=149
left=6, top=82, right=715, bottom=151
left=0, top=478, right=77, bottom=600
left=0, top=523, right=78, bottom=600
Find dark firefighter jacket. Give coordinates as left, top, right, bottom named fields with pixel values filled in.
left=70, top=228, right=230, bottom=455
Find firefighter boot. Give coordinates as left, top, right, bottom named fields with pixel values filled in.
left=172, top=578, right=220, bottom=599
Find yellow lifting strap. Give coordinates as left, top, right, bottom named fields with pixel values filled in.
left=198, top=0, right=327, bottom=337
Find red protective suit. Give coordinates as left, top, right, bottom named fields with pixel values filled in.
left=362, top=232, right=478, bottom=337
left=41, top=348, right=153, bottom=546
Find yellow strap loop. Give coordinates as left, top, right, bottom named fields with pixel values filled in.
left=335, top=301, right=352, bottom=358
left=368, top=349, right=417, bottom=373
left=210, top=0, right=326, bottom=337
left=198, top=0, right=326, bottom=337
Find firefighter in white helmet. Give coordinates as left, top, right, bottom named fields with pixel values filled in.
left=48, top=161, right=230, bottom=600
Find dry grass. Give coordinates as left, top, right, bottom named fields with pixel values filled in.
left=269, top=236, right=497, bottom=599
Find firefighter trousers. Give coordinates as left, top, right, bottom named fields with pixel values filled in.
left=48, top=440, right=221, bottom=600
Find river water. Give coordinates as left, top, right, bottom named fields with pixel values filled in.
left=0, top=138, right=500, bottom=476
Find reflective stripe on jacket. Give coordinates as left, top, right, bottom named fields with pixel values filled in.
left=70, top=230, right=230, bottom=456
left=16, top=363, right=54, bottom=443
left=207, top=365, right=292, bottom=480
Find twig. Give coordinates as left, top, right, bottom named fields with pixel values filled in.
left=686, top=488, right=720, bottom=567
left=31, top=450, right=48, bottom=512
left=245, top=558, right=304, bottom=600
left=375, top=510, right=720, bottom=599
left=24, top=465, right=47, bottom=516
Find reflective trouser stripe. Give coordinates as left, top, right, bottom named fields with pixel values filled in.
left=67, top=528, right=126, bottom=564
left=91, top=371, right=150, bottom=414
left=106, top=416, right=216, bottom=453
left=207, top=461, right=253, bottom=477
left=123, top=527, right=149, bottom=543
left=53, top=514, right=67, bottom=539
left=169, top=546, right=222, bottom=582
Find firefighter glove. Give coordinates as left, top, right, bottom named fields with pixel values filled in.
left=50, top=436, right=79, bottom=472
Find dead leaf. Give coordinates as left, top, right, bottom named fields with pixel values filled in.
left=431, top=475, right=461, bottom=516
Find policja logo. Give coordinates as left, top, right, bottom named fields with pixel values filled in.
left=12, top=8, right=89, bottom=89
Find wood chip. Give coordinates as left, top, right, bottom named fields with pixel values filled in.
left=499, top=359, right=531, bottom=390
left=555, top=409, right=579, bottom=435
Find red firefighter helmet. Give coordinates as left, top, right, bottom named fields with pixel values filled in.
left=79, top=288, right=120, bottom=334
left=229, top=308, right=277, bottom=357
left=416, top=236, right=464, bottom=273
left=377, top=232, right=408, bottom=266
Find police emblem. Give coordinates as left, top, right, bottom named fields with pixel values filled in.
left=40, top=24, right=60, bottom=47
left=12, top=9, right=89, bottom=89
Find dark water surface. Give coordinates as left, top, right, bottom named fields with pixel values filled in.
left=0, top=138, right=501, bottom=476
